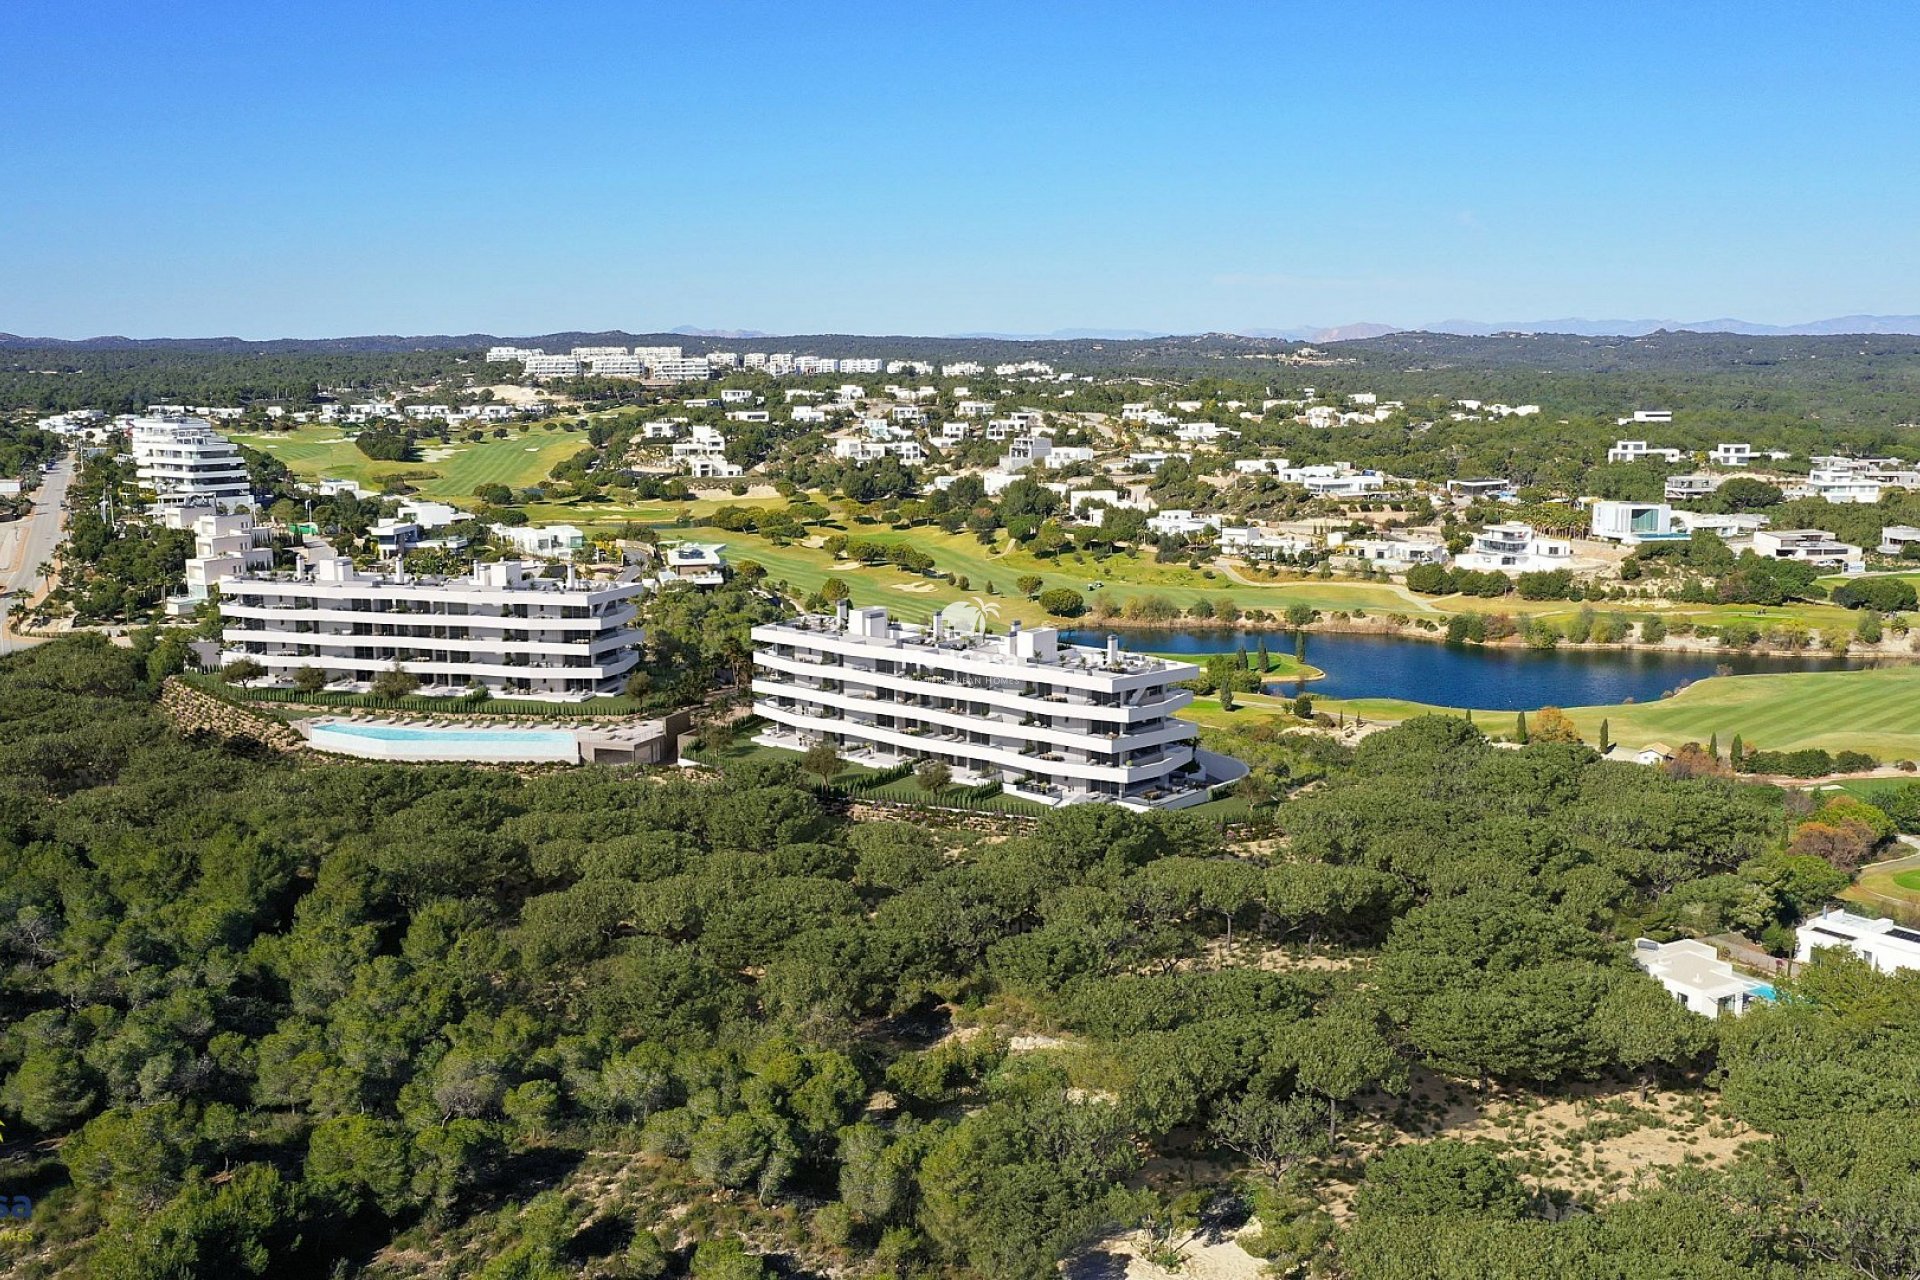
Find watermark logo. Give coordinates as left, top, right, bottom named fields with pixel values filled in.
left=937, top=596, right=1001, bottom=635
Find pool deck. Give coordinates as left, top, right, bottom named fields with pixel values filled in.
left=298, top=711, right=690, bottom=765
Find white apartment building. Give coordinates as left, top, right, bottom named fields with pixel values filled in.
left=486, top=346, right=543, bottom=362
left=167, top=511, right=276, bottom=614
left=130, top=415, right=253, bottom=509
left=751, top=605, right=1245, bottom=809
left=1750, top=528, right=1864, bottom=572
left=1606, top=439, right=1686, bottom=464
left=720, top=388, right=755, bottom=404
left=1710, top=443, right=1754, bottom=467
left=1796, top=908, right=1920, bottom=974
left=1453, top=522, right=1574, bottom=573
left=1001, top=435, right=1053, bottom=471
left=941, top=362, right=985, bottom=377
left=588, top=355, right=645, bottom=378
left=838, top=358, right=883, bottom=375
left=650, top=357, right=713, bottom=382
left=1631, top=938, right=1772, bottom=1018
left=571, top=346, right=629, bottom=360
left=957, top=400, right=995, bottom=417
left=654, top=541, right=727, bottom=588
left=1589, top=500, right=1685, bottom=545
left=631, top=345, right=683, bottom=366
left=220, top=551, right=645, bottom=699
left=523, top=354, right=584, bottom=379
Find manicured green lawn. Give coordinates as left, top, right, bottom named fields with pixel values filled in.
left=700, top=527, right=1440, bottom=626
left=1894, top=869, right=1920, bottom=893
left=236, top=425, right=593, bottom=503
left=1279, top=665, right=1920, bottom=759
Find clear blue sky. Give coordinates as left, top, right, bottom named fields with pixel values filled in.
left=5, top=0, right=1918, bottom=338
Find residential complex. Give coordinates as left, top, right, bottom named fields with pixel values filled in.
left=750, top=604, right=1246, bottom=810
left=130, top=415, right=253, bottom=509
left=218, top=550, right=645, bottom=699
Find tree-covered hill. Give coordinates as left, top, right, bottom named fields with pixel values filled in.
left=2, top=638, right=1918, bottom=1278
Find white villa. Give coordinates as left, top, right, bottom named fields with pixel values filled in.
left=1453, top=522, right=1574, bottom=573
left=1589, top=500, right=1685, bottom=545
left=1631, top=938, right=1772, bottom=1019
left=1796, top=908, right=1920, bottom=974
left=750, top=604, right=1246, bottom=810
left=1750, top=528, right=1864, bottom=573
left=219, top=550, right=645, bottom=699
left=130, top=415, right=253, bottom=509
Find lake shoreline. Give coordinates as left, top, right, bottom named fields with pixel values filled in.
left=1071, top=612, right=1920, bottom=664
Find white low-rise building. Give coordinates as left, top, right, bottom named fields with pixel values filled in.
left=1796, top=908, right=1920, bottom=974
left=1878, top=525, right=1920, bottom=556
left=1146, top=509, right=1221, bottom=537
left=1711, top=443, right=1754, bottom=467
left=131, top=415, right=253, bottom=509
left=1631, top=938, right=1772, bottom=1019
left=1333, top=535, right=1449, bottom=568
left=1670, top=511, right=1770, bottom=537
left=493, top=524, right=587, bottom=559
left=220, top=551, right=644, bottom=699
left=751, top=605, right=1245, bottom=809
left=1218, top=526, right=1314, bottom=559
left=1453, top=522, right=1574, bottom=573
left=655, top=541, right=728, bottom=588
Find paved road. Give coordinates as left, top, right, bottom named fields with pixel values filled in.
left=0, top=455, right=75, bottom=656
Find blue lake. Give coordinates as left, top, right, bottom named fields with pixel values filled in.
left=1061, top=627, right=1866, bottom=711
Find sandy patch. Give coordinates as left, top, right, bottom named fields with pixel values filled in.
left=1068, top=1224, right=1269, bottom=1280
left=890, top=581, right=939, bottom=593
left=1351, top=1073, right=1757, bottom=1205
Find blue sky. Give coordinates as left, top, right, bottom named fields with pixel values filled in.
left=4, top=0, right=1917, bottom=338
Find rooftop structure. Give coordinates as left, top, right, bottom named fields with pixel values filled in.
left=219, top=551, right=644, bottom=700
left=750, top=604, right=1245, bottom=810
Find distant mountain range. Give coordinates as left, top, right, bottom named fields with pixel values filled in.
left=1243, top=315, right=1920, bottom=341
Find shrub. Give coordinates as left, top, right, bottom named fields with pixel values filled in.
left=1037, top=587, right=1087, bottom=618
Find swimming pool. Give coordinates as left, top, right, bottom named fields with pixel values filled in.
left=1748, top=982, right=1778, bottom=1001
left=306, top=719, right=581, bottom=763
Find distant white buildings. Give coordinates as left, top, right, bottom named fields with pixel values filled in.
left=221, top=551, right=644, bottom=700
left=1797, top=908, right=1920, bottom=974
left=1453, top=522, right=1573, bottom=573
left=130, top=415, right=253, bottom=509
left=751, top=605, right=1244, bottom=809
left=1632, top=938, right=1771, bottom=1018
left=1710, top=442, right=1753, bottom=467
left=1750, top=528, right=1864, bottom=573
